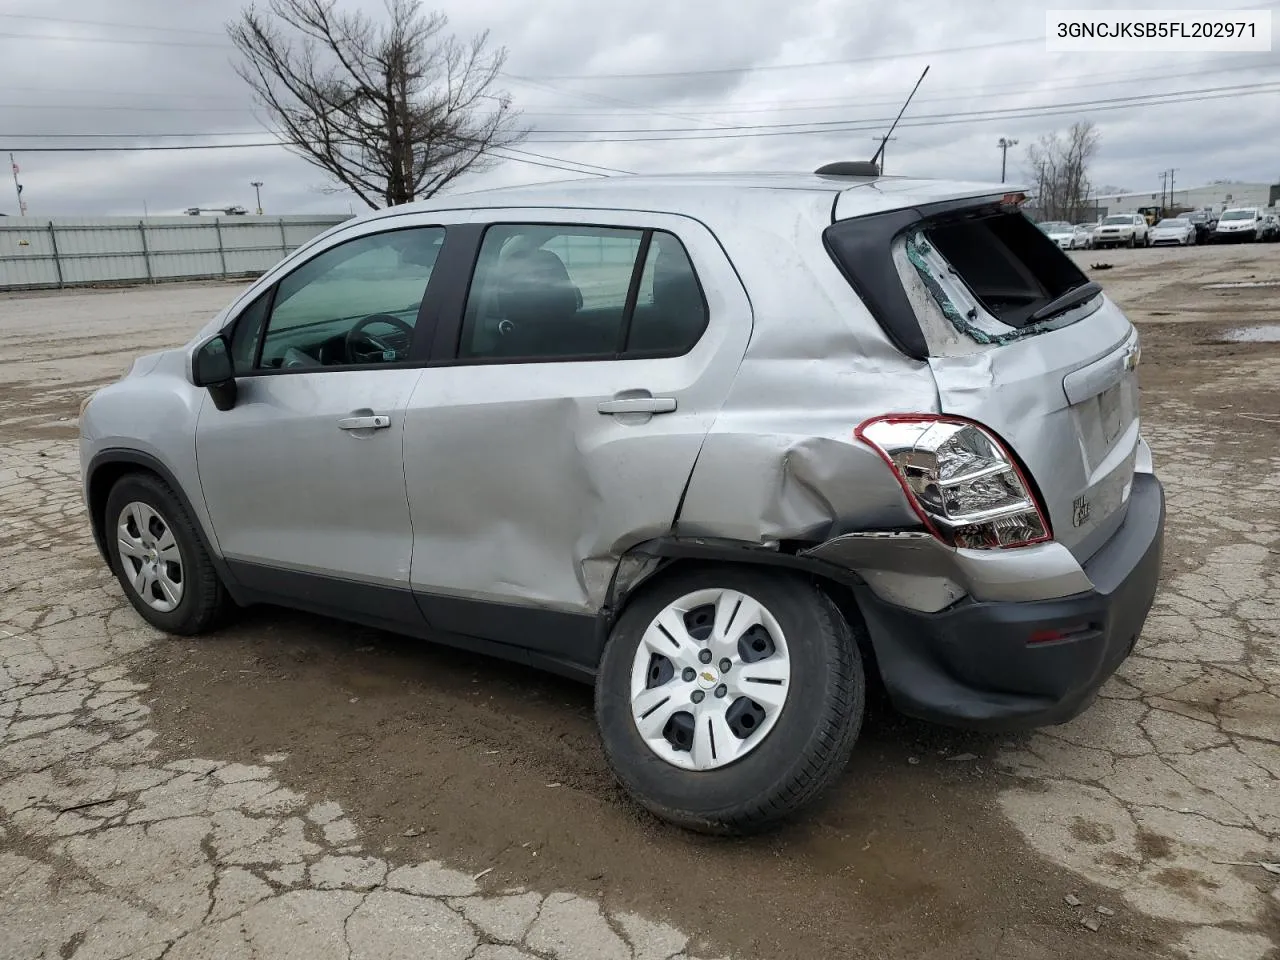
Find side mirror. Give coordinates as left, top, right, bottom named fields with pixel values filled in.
left=193, top=335, right=238, bottom=411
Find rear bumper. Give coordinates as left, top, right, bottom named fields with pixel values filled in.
left=853, top=472, right=1165, bottom=731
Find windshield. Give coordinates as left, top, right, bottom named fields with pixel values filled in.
left=1038, top=222, right=1071, bottom=232
left=1155, top=219, right=1184, bottom=228
left=1102, top=216, right=1133, bottom=225
left=1220, top=209, right=1256, bottom=221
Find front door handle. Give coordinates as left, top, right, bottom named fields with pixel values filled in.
left=337, top=415, right=391, bottom=431
left=597, top=397, right=677, bottom=415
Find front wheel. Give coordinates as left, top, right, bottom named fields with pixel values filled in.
left=595, top=567, right=865, bottom=834
left=105, top=473, right=229, bottom=635
left=1126, top=234, right=1136, bottom=248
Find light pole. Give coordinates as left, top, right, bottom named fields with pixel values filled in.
left=997, top=137, right=1019, bottom=183
left=250, top=181, right=264, bottom=215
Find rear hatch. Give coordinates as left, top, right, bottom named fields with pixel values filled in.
left=826, top=193, right=1141, bottom=563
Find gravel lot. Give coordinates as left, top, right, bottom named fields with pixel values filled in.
left=2, top=243, right=1279, bottom=960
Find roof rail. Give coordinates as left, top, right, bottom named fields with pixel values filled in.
left=815, top=161, right=881, bottom=178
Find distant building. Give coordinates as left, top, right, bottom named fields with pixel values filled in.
left=1088, top=181, right=1278, bottom=218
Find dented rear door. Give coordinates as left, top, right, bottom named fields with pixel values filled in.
left=401, top=208, right=752, bottom=659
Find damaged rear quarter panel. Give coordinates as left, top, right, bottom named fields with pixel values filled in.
left=676, top=200, right=933, bottom=544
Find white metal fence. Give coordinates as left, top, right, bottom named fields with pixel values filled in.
left=0, top=214, right=351, bottom=291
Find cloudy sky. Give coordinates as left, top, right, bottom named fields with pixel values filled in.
left=1, top=0, right=1277, bottom=216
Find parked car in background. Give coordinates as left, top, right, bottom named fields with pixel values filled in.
left=1039, top=221, right=1079, bottom=250
left=1175, top=210, right=1216, bottom=244
left=79, top=169, right=1165, bottom=834
left=1093, top=213, right=1150, bottom=249
left=1261, top=213, right=1280, bottom=242
left=1149, top=218, right=1196, bottom=246
left=1071, top=224, right=1096, bottom=249
left=1213, top=207, right=1266, bottom=242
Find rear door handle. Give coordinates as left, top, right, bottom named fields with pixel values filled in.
left=337, top=415, right=391, bottom=431
left=597, top=397, right=677, bottom=415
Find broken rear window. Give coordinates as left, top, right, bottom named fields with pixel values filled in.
left=921, top=211, right=1090, bottom=331
left=823, top=202, right=1103, bottom=359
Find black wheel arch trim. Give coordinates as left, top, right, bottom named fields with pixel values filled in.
left=85, top=448, right=242, bottom=594
left=596, top=536, right=867, bottom=655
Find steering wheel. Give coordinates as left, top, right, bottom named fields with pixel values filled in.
left=345, top=313, right=415, bottom=364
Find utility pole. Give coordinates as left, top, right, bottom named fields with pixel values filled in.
left=1159, top=170, right=1169, bottom=210
left=997, top=137, right=1019, bottom=183
left=9, top=153, right=26, bottom=216
left=870, top=136, right=897, bottom=175
left=1168, top=168, right=1177, bottom=209
left=250, top=181, right=264, bottom=215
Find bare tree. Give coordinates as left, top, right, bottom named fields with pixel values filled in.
left=1025, top=121, right=1100, bottom=222
left=229, top=0, right=524, bottom=208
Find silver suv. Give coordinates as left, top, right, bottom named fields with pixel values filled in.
left=79, top=169, right=1165, bottom=834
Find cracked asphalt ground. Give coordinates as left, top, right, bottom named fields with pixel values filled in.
left=1, top=243, right=1277, bottom=960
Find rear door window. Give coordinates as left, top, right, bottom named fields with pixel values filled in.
left=457, top=224, right=707, bottom=361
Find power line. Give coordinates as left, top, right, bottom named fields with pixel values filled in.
left=507, top=37, right=1038, bottom=82
left=490, top=149, right=608, bottom=177
left=513, top=57, right=1280, bottom=113
left=0, top=85, right=245, bottom=103
left=499, top=147, right=633, bottom=175
left=10, top=81, right=1275, bottom=156
left=0, top=135, right=635, bottom=180
left=0, top=140, right=628, bottom=178
left=8, top=80, right=1278, bottom=152
left=5, top=58, right=1272, bottom=131
left=5, top=132, right=267, bottom=139
left=0, top=142, right=280, bottom=153
left=524, top=83, right=1280, bottom=143
left=0, top=30, right=227, bottom=48
left=0, top=13, right=225, bottom=36
left=512, top=60, right=1280, bottom=118
left=10, top=79, right=1277, bottom=148
left=0, top=103, right=252, bottom=113
left=519, top=81, right=1280, bottom=137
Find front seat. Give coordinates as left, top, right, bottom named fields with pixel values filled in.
left=494, top=249, right=582, bottom=356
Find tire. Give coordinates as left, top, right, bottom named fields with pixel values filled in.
left=105, top=472, right=228, bottom=635
left=1126, top=234, right=1136, bottom=248
left=595, top=566, right=865, bottom=834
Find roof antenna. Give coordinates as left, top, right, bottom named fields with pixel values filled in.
left=871, top=64, right=930, bottom=173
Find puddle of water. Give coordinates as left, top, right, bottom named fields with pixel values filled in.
left=1203, top=280, right=1280, bottom=289
left=1221, top=325, right=1280, bottom=343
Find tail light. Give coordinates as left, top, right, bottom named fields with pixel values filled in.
left=856, top=415, right=1051, bottom=549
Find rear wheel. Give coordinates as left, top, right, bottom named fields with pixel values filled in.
left=595, top=566, right=864, bottom=834
left=105, top=473, right=228, bottom=635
